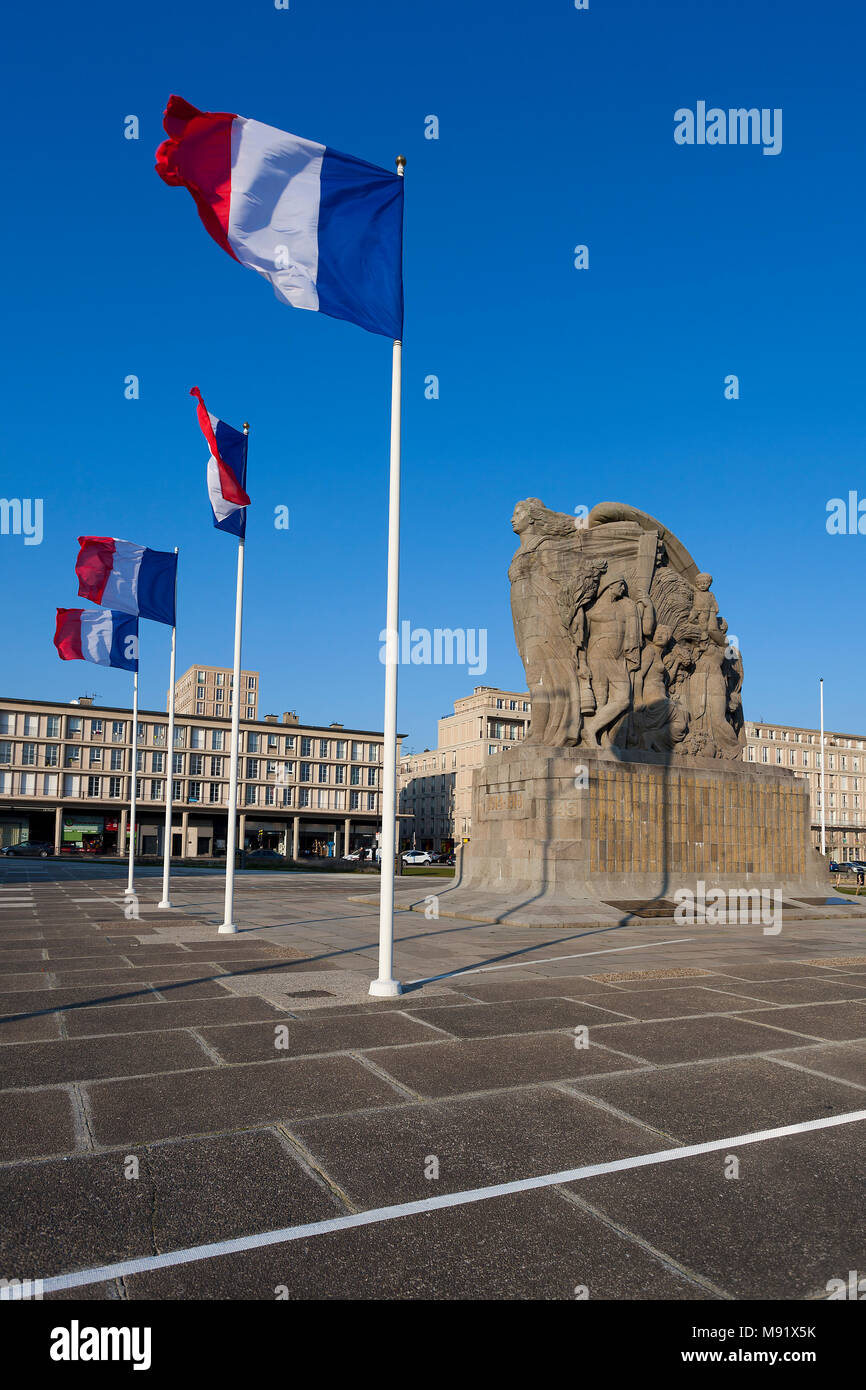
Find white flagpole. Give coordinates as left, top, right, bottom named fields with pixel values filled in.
left=819, top=677, right=826, bottom=856
left=126, top=667, right=139, bottom=896
left=158, top=546, right=179, bottom=909
left=370, top=156, right=406, bottom=997
left=219, top=422, right=249, bottom=934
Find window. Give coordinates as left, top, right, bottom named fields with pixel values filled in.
left=196, top=670, right=206, bottom=682
left=88, top=747, right=101, bottom=766
left=367, top=768, right=377, bottom=787
left=172, top=752, right=184, bottom=774
left=195, top=702, right=204, bottom=715
left=300, top=762, right=312, bottom=782
left=174, top=727, right=186, bottom=747
left=43, top=773, right=58, bottom=796
left=761, top=747, right=768, bottom=763
left=301, top=736, right=312, bottom=757
left=319, top=739, right=329, bottom=758
left=523, top=702, right=530, bottom=711
left=108, top=777, right=122, bottom=798
left=153, top=724, right=166, bottom=745
left=215, top=672, right=224, bottom=687
left=245, top=785, right=257, bottom=805
left=188, top=781, right=202, bottom=802
left=112, top=721, right=124, bottom=741
left=350, top=766, right=360, bottom=785
left=135, top=778, right=144, bottom=799
left=264, top=786, right=275, bottom=806
left=350, top=791, right=360, bottom=810
left=23, top=714, right=38, bottom=736
left=335, top=765, right=345, bottom=784
left=150, top=780, right=163, bottom=801
left=152, top=750, right=164, bottom=773
left=367, top=793, right=376, bottom=810
left=86, top=775, right=100, bottom=797
left=211, top=730, right=224, bottom=750
left=246, top=758, right=259, bottom=780
left=335, top=790, right=345, bottom=810
left=299, top=788, right=310, bottom=807
left=246, top=691, right=255, bottom=705
left=196, top=686, right=205, bottom=700
left=19, top=772, right=36, bottom=795
left=215, top=703, right=224, bottom=717
left=135, top=750, right=144, bottom=772
left=318, top=764, right=328, bottom=783
left=268, top=733, right=279, bottom=749
left=110, top=749, right=124, bottom=771
left=0, top=741, right=11, bottom=764
left=266, top=760, right=277, bottom=777
left=47, top=716, right=61, bottom=738
left=0, top=713, right=13, bottom=735
left=68, top=717, right=83, bottom=735
left=208, top=783, right=222, bottom=804
left=496, top=699, right=503, bottom=709
left=64, top=747, right=80, bottom=766
left=172, top=779, right=182, bottom=801
left=369, top=744, right=380, bottom=762
left=210, top=756, right=223, bottom=776
left=281, top=787, right=292, bottom=807
left=0, top=771, right=10, bottom=793
left=191, top=728, right=205, bottom=749
left=247, top=732, right=260, bottom=752
left=190, top=754, right=204, bottom=776
left=336, top=740, right=346, bottom=759
left=285, top=735, right=295, bottom=751
left=246, top=674, right=256, bottom=688
left=21, top=743, right=36, bottom=766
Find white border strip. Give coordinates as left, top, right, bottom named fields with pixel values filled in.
left=36, top=1108, right=865, bottom=1294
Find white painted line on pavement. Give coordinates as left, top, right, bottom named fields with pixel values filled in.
left=472, top=936, right=695, bottom=974
left=35, top=1107, right=865, bottom=1295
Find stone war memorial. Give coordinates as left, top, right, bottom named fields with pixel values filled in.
left=408, top=499, right=852, bottom=927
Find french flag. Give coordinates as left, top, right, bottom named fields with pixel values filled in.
left=156, top=96, right=403, bottom=340
left=190, top=387, right=250, bottom=537
left=75, top=538, right=177, bottom=626
left=54, top=608, right=139, bottom=671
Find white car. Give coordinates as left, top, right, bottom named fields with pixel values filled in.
left=402, top=850, right=433, bottom=865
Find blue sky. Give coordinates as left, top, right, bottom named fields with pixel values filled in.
left=1, top=0, right=863, bottom=749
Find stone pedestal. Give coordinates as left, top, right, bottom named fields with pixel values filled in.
left=414, top=746, right=850, bottom=927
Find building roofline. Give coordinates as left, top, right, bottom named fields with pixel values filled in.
left=0, top=696, right=403, bottom=740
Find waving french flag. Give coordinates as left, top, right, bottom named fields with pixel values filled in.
left=156, top=96, right=403, bottom=340
left=75, top=538, right=177, bottom=626
left=190, top=387, right=250, bottom=537
left=54, top=608, right=139, bottom=671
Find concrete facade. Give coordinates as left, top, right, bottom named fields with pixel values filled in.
left=172, top=664, right=261, bottom=720
left=0, top=696, right=396, bottom=860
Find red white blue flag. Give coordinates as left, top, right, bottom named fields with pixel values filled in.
left=156, top=96, right=404, bottom=340
left=190, top=387, right=250, bottom=538
left=54, top=608, right=139, bottom=671
left=75, top=538, right=177, bottom=626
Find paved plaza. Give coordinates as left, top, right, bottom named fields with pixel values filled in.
left=1, top=860, right=865, bottom=1300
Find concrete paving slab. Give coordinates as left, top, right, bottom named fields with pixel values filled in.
left=0, top=1030, right=212, bottom=1088
left=0, top=1130, right=338, bottom=1276
left=122, top=1189, right=711, bottom=1300
left=86, top=1055, right=405, bottom=1147
left=567, top=1056, right=865, bottom=1141
left=200, top=1012, right=441, bottom=1064
left=441, top=977, right=630, bottom=1002
left=569, top=1125, right=866, bottom=1299
left=589, top=1014, right=816, bottom=1064
left=403, top=996, right=634, bottom=1039
left=732, top=1001, right=866, bottom=1042
left=581, top=986, right=777, bottom=1020
left=366, top=1032, right=648, bottom=1099
left=709, top=978, right=866, bottom=1006
left=765, top=1041, right=866, bottom=1088
left=0, top=1087, right=77, bottom=1162
left=64, top=995, right=285, bottom=1038
left=292, top=1085, right=665, bottom=1208
left=0, top=1012, right=63, bottom=1043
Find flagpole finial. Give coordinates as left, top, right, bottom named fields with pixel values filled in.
left=243, top=422, right=249, bottom=434
left=396, top=155, right=406, bottom=175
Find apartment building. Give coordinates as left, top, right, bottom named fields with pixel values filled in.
left=172, top=665, right=260, bottom=720
left=398, top=686, right=530, bottom=850
left=399, top=687, right=865, bottom=859
left=744, top=720, right=866, bottom=861
left=0, top=696, right=395, bottom=860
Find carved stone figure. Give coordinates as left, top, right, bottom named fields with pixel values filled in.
left=509, top=499, right=746, bottom=760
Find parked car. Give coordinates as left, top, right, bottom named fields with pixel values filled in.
left=829, top=861, right=856, bottom=874
left=1, top=841, right=53, bottom=858
left=402, top=850, right=434, bottom=865
left=246, top=848, right=285, bottom=861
